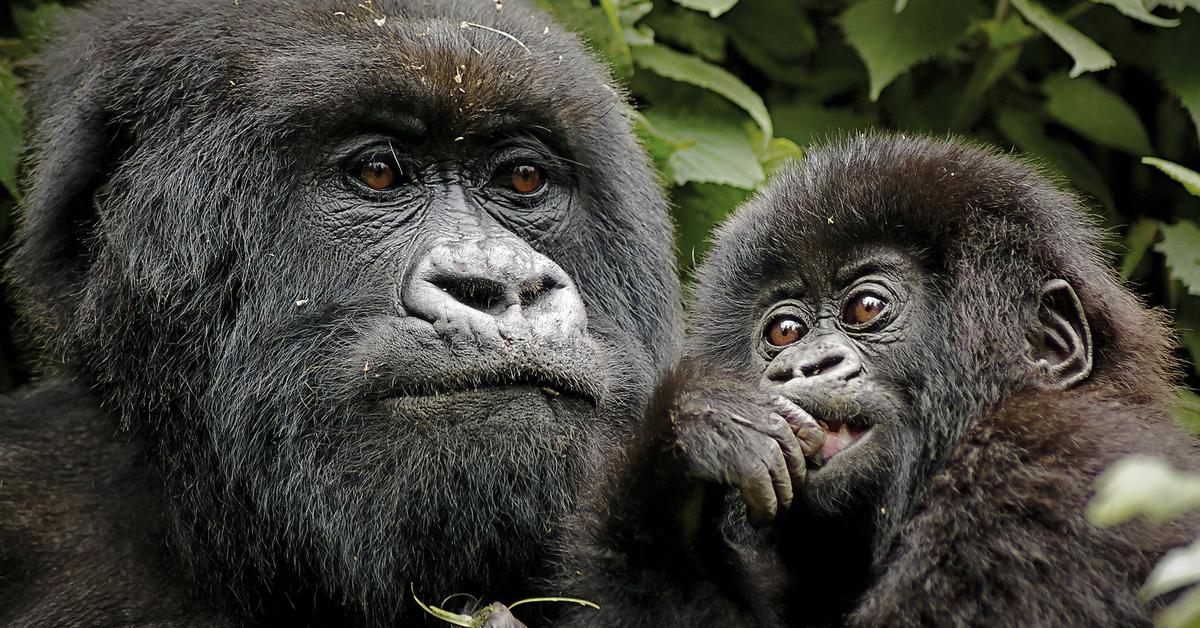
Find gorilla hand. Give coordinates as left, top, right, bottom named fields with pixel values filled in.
left=477, top=603, right=528, bottom=628
left=666, top=373, right=825, bottom=527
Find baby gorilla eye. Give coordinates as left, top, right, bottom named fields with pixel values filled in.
left=765, top=315, right=807, bottom=347
left=842, top=292, right=888, bottom=326
left=358, top=159, right=399, bottom=191
left=495, top=164, right=546, bottom=195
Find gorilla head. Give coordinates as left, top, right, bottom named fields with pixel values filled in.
left=691, top=133, right=1173, bottom=541
left=9, top=0, right=679, bottom=623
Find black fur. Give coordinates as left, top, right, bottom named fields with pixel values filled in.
left=554, top=133, right=1200, bottom=626
left=0, top=1, right=681, bottom=625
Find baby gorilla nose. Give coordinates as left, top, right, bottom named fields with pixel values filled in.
left=403, top=237, right=587, bottom=340
left=765, top=337, right=863, bottom=385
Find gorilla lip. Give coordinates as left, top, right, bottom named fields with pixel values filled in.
left=373, top=368, right=602, bottom=406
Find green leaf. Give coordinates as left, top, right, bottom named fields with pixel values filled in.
left=1043, top=74, right=1154, bottom=155
left=536, top=0, right=632, bottom=76
left=643, top=8, right=727, bottom=61
left=1089, top=0, right=1180, bottom=26
left=1144, top=157, right=1200, bottom=196
left=723, top=0, right=818, bottom=74
left=1121, top=219, right=1160, bottom=279
left=980, top=14, right=1037, bottom=48
left=1010, top=0, right=1115, bottom=77
left=1174, top=388, right=1200, bottom=433
left=839, top=0, right=983, bottom=101
left=1087, top=455, right=1200, bottom=526
left=642, top=111, right=763, bottom=189
left=1144, top=538, right=1200, bottom=600
left=1155, top=20, right=1200, bottom=138
left=995, top=108, right=1115, bottom=211
left=633, top=44, right=772, bottom=141
left=1156, top=220, right=1200, bottom=295
left=1145, top=0, right=1200, bottom=11
left=671, top=182, right=749, bottom=275
left=746, top=123, right=803, bottom=177
left=12, top=3, right=71, bottom=42
left=894, top=0, right=910, bottom=10
left=0, top=63, right=24, bottom=202
left=670, top=0, right=739, bottom=18
left=1156, top=584, right=1200, bottom=628
left=770, top=98, right=876, bottom=148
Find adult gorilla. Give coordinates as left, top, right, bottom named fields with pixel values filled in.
left=0, top=1, right=680, bottom=625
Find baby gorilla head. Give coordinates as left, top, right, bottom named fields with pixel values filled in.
left=689, top=133, right=1159, bottom=522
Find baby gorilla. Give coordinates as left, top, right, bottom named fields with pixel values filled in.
left=550, top=134, right=1200, bottom=627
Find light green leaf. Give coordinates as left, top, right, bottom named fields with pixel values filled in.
left=1089, top=0, right=1179, bottom=26
left=0, top=63, right=24, bottom=202
left=1144, top=538, right=1200, bottom=599
left=1087, top=455, right=1200, bottom=526
left=1156, top=221, right=1200, bottom=296
left=1145, top=0, right=1200, bottom=11
left=1121, top=219, right=1160, bottom=279
left=1174, top=388, right=1200, bottom=433
left=670, top=0, right=739, bottom=18
left=746, top=123, right=803, bottom=177
left=1156, top=584, right=1200, bottom=628
left=894, top=0, right=910, bottom=10
left=1043, top=74, right=1153, bottom=155
left=839, top=0, right=983, bottom=101
left=642, top=111, right=763, bottom=189
left=643, top=8, right=727, bottom=61
left=1144, top=157, right=1200, bottom=196
left=1010, top=0, right=1115, bottom=77
left=1155, top=20, right=1200, bottom=138
left=633, top=44, right=772, bottom=141
left=12, top=3, right=71, bottom=42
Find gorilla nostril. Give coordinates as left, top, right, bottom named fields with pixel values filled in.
left=801, top=354, right=844, bottom=378
left=518, top=275, right=562, bottom=308
left=767, top=366, right=795, bottom=383
left=432, top=275, right=509, bottom=314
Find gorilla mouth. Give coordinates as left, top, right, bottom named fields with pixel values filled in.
left=376, top=368, right=603, bottom=406
left=816, top=418, right=872, bottom=462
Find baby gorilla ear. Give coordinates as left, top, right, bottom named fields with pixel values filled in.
left=1027, top=278, right=1093, bottom=390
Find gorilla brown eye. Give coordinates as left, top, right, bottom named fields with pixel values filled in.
left=509, top=164, right=545, bottom=194
left=359, top=160, right=398, bottom=191
left=765, top=315, right=807, bottom=347
left=842, top=293, right=888, bottom=325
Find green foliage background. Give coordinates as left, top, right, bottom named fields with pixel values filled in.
left=1, top=1, right=1199, bottom=378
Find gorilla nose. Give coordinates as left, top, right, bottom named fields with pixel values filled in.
left=403, top=239, right=588, bottom=339
left=765, top=339, right=863, bottom=385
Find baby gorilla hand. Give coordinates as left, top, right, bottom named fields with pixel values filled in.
left=666, top=368, right=825, bottom=526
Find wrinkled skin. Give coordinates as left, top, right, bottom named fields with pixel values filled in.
left=0, top=1, right=680, bottom=626
left=552, top=134, right=1200, bottom=627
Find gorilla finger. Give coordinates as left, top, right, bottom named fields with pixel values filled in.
left=765, top=447, right=795, bottom=512
left=737, top=463, right=779, bottom=527
left=768, top=412, right=808, bottom=487
left=774, top=396, right=825, bottom=458
left=479, top=603, right=529, bottom=628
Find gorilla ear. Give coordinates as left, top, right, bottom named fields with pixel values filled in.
left=1026, top=278, right=1093, bottom=390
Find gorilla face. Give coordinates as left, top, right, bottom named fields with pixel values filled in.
left=12, top=0, right=680, bottom=622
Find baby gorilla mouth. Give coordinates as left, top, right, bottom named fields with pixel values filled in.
left=816, top=419, right=870, bottom=461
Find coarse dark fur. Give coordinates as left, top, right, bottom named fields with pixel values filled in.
left=0, top=1, right=681, bottom=626
left=551, top=134, right=1200, bottom=627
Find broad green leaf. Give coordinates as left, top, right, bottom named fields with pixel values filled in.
left=746, top=124, right=803, bottom=177
left=1121, top=219, right=1160, bottom=279
left=1157, top=221, right=1200, bottom=296
left=0, top=63, right=23, bottom=202
left=1089, top=0, right=1179, bottom=26
left=840, top=0, right=984, bottom=101
left=952, top=47, right=1022, bottom=129
left=980, top=14, right=1037, bottom=48
left=1155, top=20, right=1200, bottom=138
left=894, top=0, right=909, bottom=10
left=1010, top=0, right=1115, bottom=77
left=643, top=8, right=727, bottom=61
left=670, top=0, right=738, bottom=18
left=642, top=111, right=763, bottom=189
left=771, top=99, right=876, bottom=148
left=1175, top=388, right=1200, bottom=433
left=1156, top=585, right=1200, bottom=628
left=1043, top=74, right=1154, bottom=155
left=1087, top=455, right=1200, bottom=526
left=995, top=108, right=1115, bottom=211
left=633, top=45, right=772, bottom=141
left=723, top=0, right=818, bottom=76
left=1144, top=158, right=1200, bottom=196
left=1144, top=538, right=1200, bottom=599
left=1145, top=0, right=1200, bottom=10
left=671, top=182, right=750, bottom=274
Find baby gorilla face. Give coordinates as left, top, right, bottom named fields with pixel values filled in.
left=748, top=248, right=934, bottom=513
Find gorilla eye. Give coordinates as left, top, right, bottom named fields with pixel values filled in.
left=842, top=292, right=888, bottom=326
left=500, top=164, right=546, bottom=195
left=765, top=315, right=807, bottom=347
left=358, top=160, right=399, bottom=191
